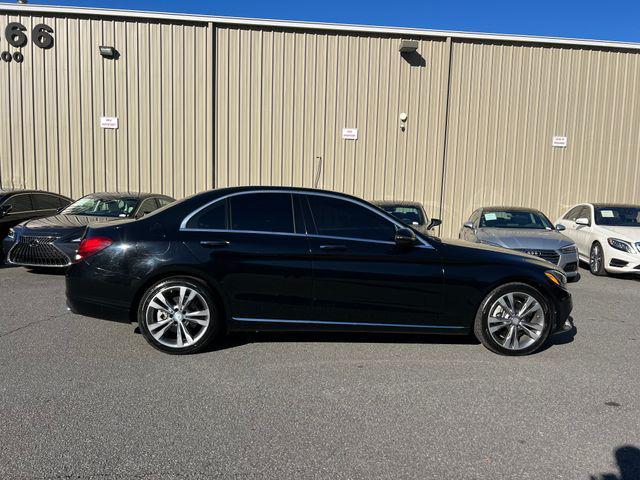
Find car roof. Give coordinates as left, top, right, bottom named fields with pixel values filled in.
left=0, top=189, right=72, bottom=200
left=190, top=186, right=372, bottom=203
left=591, top=203, right=640, bottom=208
left=480, top=206, right=545, bottom=213
left=80, top=192, right=174, bottom=201
left=372, top=200, right=424, bottom=208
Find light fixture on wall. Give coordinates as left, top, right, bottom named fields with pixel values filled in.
left=98, top=45, right=118, bottom=59
left=398, top=40, right=419, bottom=53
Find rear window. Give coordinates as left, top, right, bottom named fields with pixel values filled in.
left=379, top=205, right=425, bottom=226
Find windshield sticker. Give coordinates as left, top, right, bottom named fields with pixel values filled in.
left=600, top=210, right=614, bottom=218
left=484, top=213, right=497, bottom=221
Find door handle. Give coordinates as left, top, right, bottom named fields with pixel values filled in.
left=200, top=240, right=230, bottom=248
left=319, top=244, right=348, bottom=251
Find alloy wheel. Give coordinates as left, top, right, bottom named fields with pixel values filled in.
left=144, top=285, right=211, bottom=349
left=487, top=292, right=546, bottom=351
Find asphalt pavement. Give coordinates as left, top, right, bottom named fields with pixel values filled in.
left=0, top=264, right=638, bottom=479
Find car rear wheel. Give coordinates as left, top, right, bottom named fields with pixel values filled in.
left=474, top=283, right=552, bottom=356
left=589, top=242, right=607, bottom=276
left=138, top=277, right=219, bottom=354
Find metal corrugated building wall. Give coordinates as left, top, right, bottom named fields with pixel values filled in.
left=1, top=5, right=639, bottom=238
left=0, top=9, right=213, bottom=200
left=442, top=41, right=640, bottom=236
left=215, top=26, right=450, bottom=216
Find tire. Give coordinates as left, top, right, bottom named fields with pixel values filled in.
left=474, top=282, right=553, bottom=356
left=589, top=242, right=607, bottom=276
left=138, top=276, right=220, bottom=354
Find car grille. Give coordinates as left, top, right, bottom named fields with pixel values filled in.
left=515, top=249, right=560, bottom=265
left=8, top=235, right=70, bottom=267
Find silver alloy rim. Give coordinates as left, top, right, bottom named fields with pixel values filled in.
left=145, top=285, right=210, bottom=348
left=590, top=244, right=602, bottom=272
left=487, top=292, right=545, bottom=351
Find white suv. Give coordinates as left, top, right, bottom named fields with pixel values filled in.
left=556, top=204, right=640, bottom=276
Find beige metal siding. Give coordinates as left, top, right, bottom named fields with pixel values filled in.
left=215, top=26, right=450, bottom=215
left=441, top=41, right=640, bottom=237
left=0, top=12, right=213, bottom=199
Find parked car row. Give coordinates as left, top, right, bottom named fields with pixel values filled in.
left=1, top=190, right=174, bottom=267
left=458, top=203, right=640, bottom=279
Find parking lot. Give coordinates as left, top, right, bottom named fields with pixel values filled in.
left=0, top=265, right=638, bottom=480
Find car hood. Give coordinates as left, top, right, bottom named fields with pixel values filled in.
left=597, top=225, right=640, bottom=242
left=438, top=237, right=553, bottom=269
left=16, top=214, right=120, bottom=239
left=475, top=228, right=573, bottom=250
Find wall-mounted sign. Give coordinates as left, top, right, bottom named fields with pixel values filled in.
left=100, top=116, right=119, bottom=129
left=552, top=136, right=567, bottom=148
left=342, top=128, right=358, bottom=140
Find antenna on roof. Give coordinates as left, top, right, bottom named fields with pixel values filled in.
left=17, top=0, right=29, bottom=4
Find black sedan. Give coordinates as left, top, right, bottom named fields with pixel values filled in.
left=1, top=189, right=72, bottom=262
left=66, top=187, right=572, bottom=356
left=5, top=192, right=174, bottom=268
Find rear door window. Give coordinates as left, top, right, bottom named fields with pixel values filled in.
left=137, top=198, right=159, bottom=216
left=306, top=195, right=396, bottom=242
left=186, top=199, right=228, bottom=230
left=229, top=193, right=294, bottom=233
left=32, top=193, right=63, bottom=211
left=4, top=194, right=33, bottom=213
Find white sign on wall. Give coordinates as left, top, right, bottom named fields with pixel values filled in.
left=100, top=116, right=119, bottom=129
left=342, top=128, right=358, bottom=140
left=552, top=135, right=567, bottom=148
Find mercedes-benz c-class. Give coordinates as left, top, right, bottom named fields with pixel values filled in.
left=66, top=187, right=572, bottom=356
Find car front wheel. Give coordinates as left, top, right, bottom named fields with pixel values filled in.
left=474, top=283, right=552, bottom=356
left=138, top=277, right=219, bottom=354
left=589, top=242, right=607, bottom=276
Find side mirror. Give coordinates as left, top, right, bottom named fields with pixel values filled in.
left=555, top=224, right=566, bottom=231
left=463, top=221, right=474, bottom=229
left=0, top=205, right=13, bottom=218
left=395, top=227, right=417, bottom=248
left=427, top=218, right=442, bottom=230
left=575, top=217, right=590, bottom=226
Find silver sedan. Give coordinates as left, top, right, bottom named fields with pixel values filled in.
left=459, top=207, right=580, bottom=281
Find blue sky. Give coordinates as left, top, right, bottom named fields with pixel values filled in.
left=11, top=0, right=640, bottom=43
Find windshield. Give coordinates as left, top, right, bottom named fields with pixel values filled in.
left=379, top=205, right=425, bottom=226
left=479, top=210, right=553, bottom=229
left=61, top=196, right=139, bottom=218
left=595, top=206, right=640, bottom=227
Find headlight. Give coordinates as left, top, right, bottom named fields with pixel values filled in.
left=545, top=270, right=567, bottom=287
left=559, top=244, right=577, bottom=254
left=7, top=228, right=15, bottom=239
left=607, top=238, right=634, bottom=254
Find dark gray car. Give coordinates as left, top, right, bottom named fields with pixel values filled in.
left=459, top=207, right=579, bottom=281
left=373, top=201, right=441, bottom=235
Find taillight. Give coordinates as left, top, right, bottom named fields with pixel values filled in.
left=74, top=237, right=113, bottom=262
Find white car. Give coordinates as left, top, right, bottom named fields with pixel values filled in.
left=556, top=203, right=640, bottom=276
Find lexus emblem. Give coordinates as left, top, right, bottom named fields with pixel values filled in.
left=29, top=239, right=40, bottom=248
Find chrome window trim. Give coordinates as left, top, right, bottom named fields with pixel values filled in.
left=180, top=189, right=434, bottom=249
left=233, top=317, right=464, bottom=330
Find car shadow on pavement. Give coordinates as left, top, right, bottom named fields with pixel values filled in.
left=199, top=330, right=481, bottom=353
left=590, top=445, right=640, bottom=480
